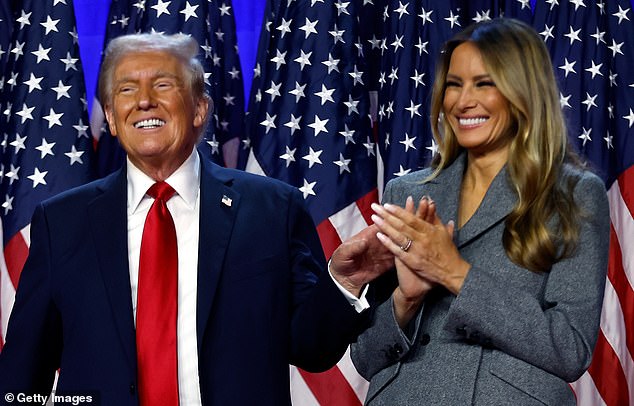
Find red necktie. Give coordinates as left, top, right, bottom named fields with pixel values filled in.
left=136, top=182, right=179, bottom=405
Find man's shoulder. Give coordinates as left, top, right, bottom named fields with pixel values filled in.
left=43, top=169, right=123, bottom=208
left=206, top=163, right=296, bottom=195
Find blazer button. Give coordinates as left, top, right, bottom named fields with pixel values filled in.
left=393, top=343, right=403, bottom=354
left=420, top=333, right=431, bottom=346
left=130, top=383, right=136, bottom=395
left=455, top=326, right=467, bottom=336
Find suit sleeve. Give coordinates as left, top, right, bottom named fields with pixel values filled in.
left=443, top=172, right=610, bottom=381
left=286, top=189, right=371, bottom=372
left=0, top=204, right=61, bottom=400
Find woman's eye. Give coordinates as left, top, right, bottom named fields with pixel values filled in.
left=477, top=81, right=496, bottom=87
left=445, top=81, right=460, bottom=88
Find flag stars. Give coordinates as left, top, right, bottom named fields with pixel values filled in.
left=418, top=7, right=433, bottom=25
left=410, top=70, right=425, bottom=88
left=73, top=119, right=89, bottom=138
left=415, top=38, right=428, bottom=55
left=279, top=146, right=296, bottom=167
left=40, top=15, right=60, bottom=35
left=612, top=5, right=630, bottom=24
left=540, top=25, right=555, bottom=42
left=284, top=114, right=302, bottom=135
left=289, top=82, right=307, bottom=102
left=10, top=134, right=27, bottom=153
left=400, top=133, right=417, bottom=151
left=609, top=72, right=618, bottom=87
left=329, top=24, right=346, bottom=44
left=299, top=18, right=319, bottom=39
left=265, top=81, right=282, bottom=101
left=2, top=195, right=13, bottom=215
left=590, top=27, right=605, bottom=45
left=31, top=44, right=52, bottom=63
left=277, top=18, right=292, bottom=38
left=564, top=26, right=582, bottom=45
left=578, top=127, right=592, bottom=146
left=581, top=93, right=598, bottom=111
left=228, top=66, right=240, bottom=79
left=314, top=84, right=335, bottom=105
left=445, top=10, right=461, bottom=29
left=473, top=10, right=491, bottom=23
left=348, top=66, right=364, bottom=86
left=603, top=132, right=613, bottom=149
left=43, top=108, right=64, bottom=128
left=52, top=80, right=72, bottom=99
left=335, top=1, right=350, bottom=16
left=344, top=95, right=360, bottom=115
left=294, top=50, right=312, bottom=71
left=585, top=61, right=603, bottom=79
left=5, top=164, right=20, bottom=185
left=27, top=168, right=48, bottom=188
left=259, top=113, right=277, bottom=133
left=270, top=49, right=287, bottom=70
left=16, top=103, right=35, bottom=123
left=559, top=93, right=572, bottom=109
left=391, top=34, right=404, bottom=52
left=569, top=0, right=586, bottom=11
left=11, top=41, right=25, bottom=58
left=180, top=1, right=199, bottom=21
left=559, top=58, right=576, bottom=77
left=206, top=136, right=220, bottom=155
left=624, top=109, right=634, bottom=127
left=608, top=40, right=624, bottom=57
left=23, top=73, right=43, bottom=93
left=16, top=10, right=32, bottom=29
left=299, top=179, right=316, bottom=199
left=223, top=93, right=235, bottom=106
left=308, top=115, right=329, bottom=136
left=60, top=52, right=79, bottom=71
left=394, top=2, right=410, bottom=19
left=405, top=100, right=422, bottom=118
left=36, top=138, right=55, bottom=159
left=219, top=3, right=232, bottom=16
left=363, top=136, right=376, bottom=156
left=339, top=125, right=356, bottom=144
left=151, top=0, right=171, bottom=17
left=322, top=54, right=340, bottom=74
left=334, top=153, right=352, bottom=174
left=302, top=147, right=323, bottom=168
left=65, top=145, right=85, bottom=165
left=394, top=165, right=411, bottom=177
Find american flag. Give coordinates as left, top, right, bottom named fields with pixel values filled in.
left=531, top=0, right=634, bottom=404
left=0, top=0, right=94, bottom=349
left=94, top=0, right=245, bottom=176
left=244, top=0, right=382, bottom=403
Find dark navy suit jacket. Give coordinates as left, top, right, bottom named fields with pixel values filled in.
left=0, top=153, right=367, bottom=405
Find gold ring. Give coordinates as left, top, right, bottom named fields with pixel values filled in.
left=400, top=238, right=413, bottom=252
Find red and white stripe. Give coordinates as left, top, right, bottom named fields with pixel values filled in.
left=572, top=165, right=634, bottom=405
left=0, top=223, right=30, bottom=349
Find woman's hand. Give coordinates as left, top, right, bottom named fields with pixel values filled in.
left=372, top=196, right=471, bottom=296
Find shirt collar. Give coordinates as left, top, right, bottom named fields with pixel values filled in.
left=127, top=149, right=201, bottom=214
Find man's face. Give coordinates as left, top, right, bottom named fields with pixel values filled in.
left=104, top=51, right=208, bottom=178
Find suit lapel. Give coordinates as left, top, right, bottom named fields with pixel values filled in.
left=88, top=168, right=137, bottom=369
left=196, top=157, right=240, bottom=352
left=455, top=163, right=516, bottom=248
left=423, top=153, right=517, bottom=248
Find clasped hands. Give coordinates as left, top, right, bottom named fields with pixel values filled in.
left=331, top=196, right=470, bottom=325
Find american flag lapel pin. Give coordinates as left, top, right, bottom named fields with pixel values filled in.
left=221, top=195, right=232, bottom=207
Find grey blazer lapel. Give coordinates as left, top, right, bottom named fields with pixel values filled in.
left=455, top=164, right=516, bottom=248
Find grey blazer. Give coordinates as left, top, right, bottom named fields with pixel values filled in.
left=351, top=153, right=610, bottom=406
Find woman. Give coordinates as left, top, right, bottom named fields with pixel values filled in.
left=351, top=18, right=610, bottom=405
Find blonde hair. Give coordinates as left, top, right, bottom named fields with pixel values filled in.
left=429, top=18, right=584, bottom=272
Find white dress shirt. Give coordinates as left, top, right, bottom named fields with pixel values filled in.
left=127, top=150, right=202, bottom=405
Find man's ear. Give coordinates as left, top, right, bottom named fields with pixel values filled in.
left=193, top=97, right=210, bottom=128
left=104, top=104, right=118, bottom=135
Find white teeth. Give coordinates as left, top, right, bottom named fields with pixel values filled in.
left=459, top=117, right=487, bottom=126
left=134, top=119, right=165, bottom=129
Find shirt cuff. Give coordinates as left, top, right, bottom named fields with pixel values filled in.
left=328, top=260, right=370, bottom=313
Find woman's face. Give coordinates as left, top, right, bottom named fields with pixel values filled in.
left=443, top=42, right=513, bottom=157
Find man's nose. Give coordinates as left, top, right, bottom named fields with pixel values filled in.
left=137, top=86, right=156, bottom=109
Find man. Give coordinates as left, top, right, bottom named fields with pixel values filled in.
left=0, top=34, right=390, bottom=405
